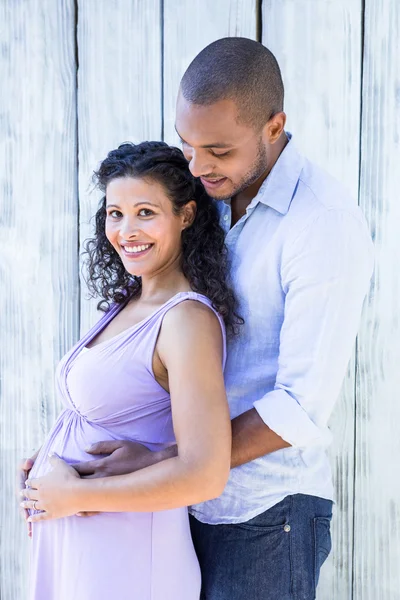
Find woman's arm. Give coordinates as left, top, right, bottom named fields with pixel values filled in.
left=24, top=301, right=231, bottom=520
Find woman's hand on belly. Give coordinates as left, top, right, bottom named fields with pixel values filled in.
left=17, top=448, right=41, bottom=536
left=20, top=454, right=82, bottom=522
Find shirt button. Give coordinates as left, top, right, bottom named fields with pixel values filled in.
left=224, top=214, right=229, bottom=221
left=284, top=524, right=291, bottom=532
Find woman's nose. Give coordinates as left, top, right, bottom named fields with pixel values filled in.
left=119, top=217, right=139, bottom=239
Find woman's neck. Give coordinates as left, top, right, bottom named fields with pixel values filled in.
left=139, top=269, right=191, bottom=303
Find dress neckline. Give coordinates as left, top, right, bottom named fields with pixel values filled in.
left=82, top=291, right=206, bottom=353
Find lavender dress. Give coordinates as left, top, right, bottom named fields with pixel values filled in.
left=28, top=291, right=226, bottom=600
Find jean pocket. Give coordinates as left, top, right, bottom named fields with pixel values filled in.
left=313, top=516, right=332, bottom=587
left=236, top=520, right=289, bottom=533
left=236, top=510, right=290, bottom=533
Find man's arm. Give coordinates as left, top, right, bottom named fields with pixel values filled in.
left=75, top=411, right=288, bottom=478
left=251, top=208, right=373, bottom=451
left=230, top=409, right=290, bottom=467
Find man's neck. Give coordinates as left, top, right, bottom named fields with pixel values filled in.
left=231, top=134, right=288, bottom=227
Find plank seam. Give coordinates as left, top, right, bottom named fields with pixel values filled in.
left=74, top=0, right=81, bottom=337
left=352, top=1, right=366, bottom=598
left=256, top=0, right=263, bottom=43
left=161, top=0, right=165, bottom=141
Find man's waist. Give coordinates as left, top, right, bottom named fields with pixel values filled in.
left=190, top=448, right=333, bottom=524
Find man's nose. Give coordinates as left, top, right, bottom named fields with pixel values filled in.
left=188, top=152, right=213, bottom=178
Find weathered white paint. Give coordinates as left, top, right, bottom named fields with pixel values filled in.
left=163, top=0, right=257, bottom=145
left=77, top=0, right=162, bottom=333
left=0, top=1, right=78, bottom=599
left=262, top=2, right=363, bottom=597
left=354, top=0, right=400, bottom=598
left=2, top=1, right=399, bottom=598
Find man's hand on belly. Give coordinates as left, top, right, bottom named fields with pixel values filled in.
left=72, top=440, right=178, bottom=517
left=74, top=440, right=177, bottom=477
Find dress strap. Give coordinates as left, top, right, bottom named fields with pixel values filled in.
left=144, top=291, right=227, bottom=375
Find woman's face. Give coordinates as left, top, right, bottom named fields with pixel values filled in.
left=105, top=176, right=193, bottom=279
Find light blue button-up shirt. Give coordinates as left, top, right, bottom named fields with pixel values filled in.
left=190, top=134, right=374, bottom=524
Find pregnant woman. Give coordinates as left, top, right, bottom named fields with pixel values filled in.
left=20, top=141, right=236, bottom=600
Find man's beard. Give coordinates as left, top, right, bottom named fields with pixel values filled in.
left=214, top=140, right=268, bottom=201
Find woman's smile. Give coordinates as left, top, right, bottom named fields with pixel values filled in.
left=120, top=242, right=154, bottom=259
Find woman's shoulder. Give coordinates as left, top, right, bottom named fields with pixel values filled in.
left=158, top=297, right=225, bottom=366
left=161, top=295, right=224, bottom=348
left=164, top=294, right=222, bottom=331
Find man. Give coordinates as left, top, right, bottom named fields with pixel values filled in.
left=21, top=38, right=373, bottom=599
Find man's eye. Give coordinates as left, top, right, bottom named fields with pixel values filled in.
left=210, top=150, right=231, bottom=158
left=138, top=208, right=154, bottom=217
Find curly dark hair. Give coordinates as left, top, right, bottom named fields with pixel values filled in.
left=83, top=141, right=242, bottom=334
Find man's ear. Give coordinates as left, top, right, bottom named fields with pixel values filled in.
left=182, top=200, right=197, bottom=229
left=262, top=111, right=286, bottom=144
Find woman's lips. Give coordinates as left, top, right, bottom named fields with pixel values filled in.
left=120, top=244, right=153, bottom=259
left=200, top=177, right=228, bottom=191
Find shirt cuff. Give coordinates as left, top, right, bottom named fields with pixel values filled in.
left=253, top=389, right=332, bottom=448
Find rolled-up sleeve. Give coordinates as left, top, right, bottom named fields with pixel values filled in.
left=253, top=208, right=374, bottom=448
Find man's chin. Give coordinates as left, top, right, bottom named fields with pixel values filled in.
left=211, top=181, right=249, bottom=201
left=209, top=187, right=235, bottom=201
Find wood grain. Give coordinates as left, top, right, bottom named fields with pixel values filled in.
left=1, top=1, right=400, bottom=597
left=0, top=1, right=78, bottom=598
left=262, top=2, right=363, bottom=597
left=77, top=0, right=162, bottom=333
left=163, top=0, right=257, bottom=145
left=354, top=0, right=400, bottom=597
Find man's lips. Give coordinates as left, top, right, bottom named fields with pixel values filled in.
left=200, top=177, right=228, bottom=190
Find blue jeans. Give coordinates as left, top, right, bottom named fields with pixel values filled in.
left=189, top=494, right=333, bottom=600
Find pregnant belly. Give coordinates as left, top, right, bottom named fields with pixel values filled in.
left=29, top=408, right=124, bottom=480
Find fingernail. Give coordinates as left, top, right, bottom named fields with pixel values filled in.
left=48, top=452, right=59, bottom=458
left=27, top=517, right=32, bottom=523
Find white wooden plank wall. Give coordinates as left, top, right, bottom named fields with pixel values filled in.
left=77, top=0, right=162, bottom=333
left=1, top=1, right=399, bottom=598
left=163, top=0, right=257, bottom=145
left=354, top=0, right=400, bottom=598
left=0, top=1, right=78, bottom=599
left=262, top=2, right=363, bottom=597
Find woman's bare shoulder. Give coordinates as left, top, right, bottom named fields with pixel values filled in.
left=164, top=299, right=221, bottom=333
left=158, top=299, right=223, bottom=360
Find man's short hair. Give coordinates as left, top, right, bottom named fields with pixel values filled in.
left=180, top=37, right=284, bottom=130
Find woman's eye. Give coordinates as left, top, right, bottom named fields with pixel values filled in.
left=138, top=208, right=154, bottom=217
left=108, top=210, right=122, bottom=218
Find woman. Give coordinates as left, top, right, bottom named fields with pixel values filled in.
left=20, top=141, right=237, bottom=600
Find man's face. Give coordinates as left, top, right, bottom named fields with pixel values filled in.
left=175, top=93, right=269, bottom=200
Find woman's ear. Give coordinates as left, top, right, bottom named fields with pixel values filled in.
left=181, top=200, right=197, bottom=230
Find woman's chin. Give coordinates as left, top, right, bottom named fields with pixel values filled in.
left=120, top=257, right=151, bottom=278
left=124, top=266, right=145, bottom=278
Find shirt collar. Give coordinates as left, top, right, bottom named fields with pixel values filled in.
left=248, top=133, right=304, bottom=215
